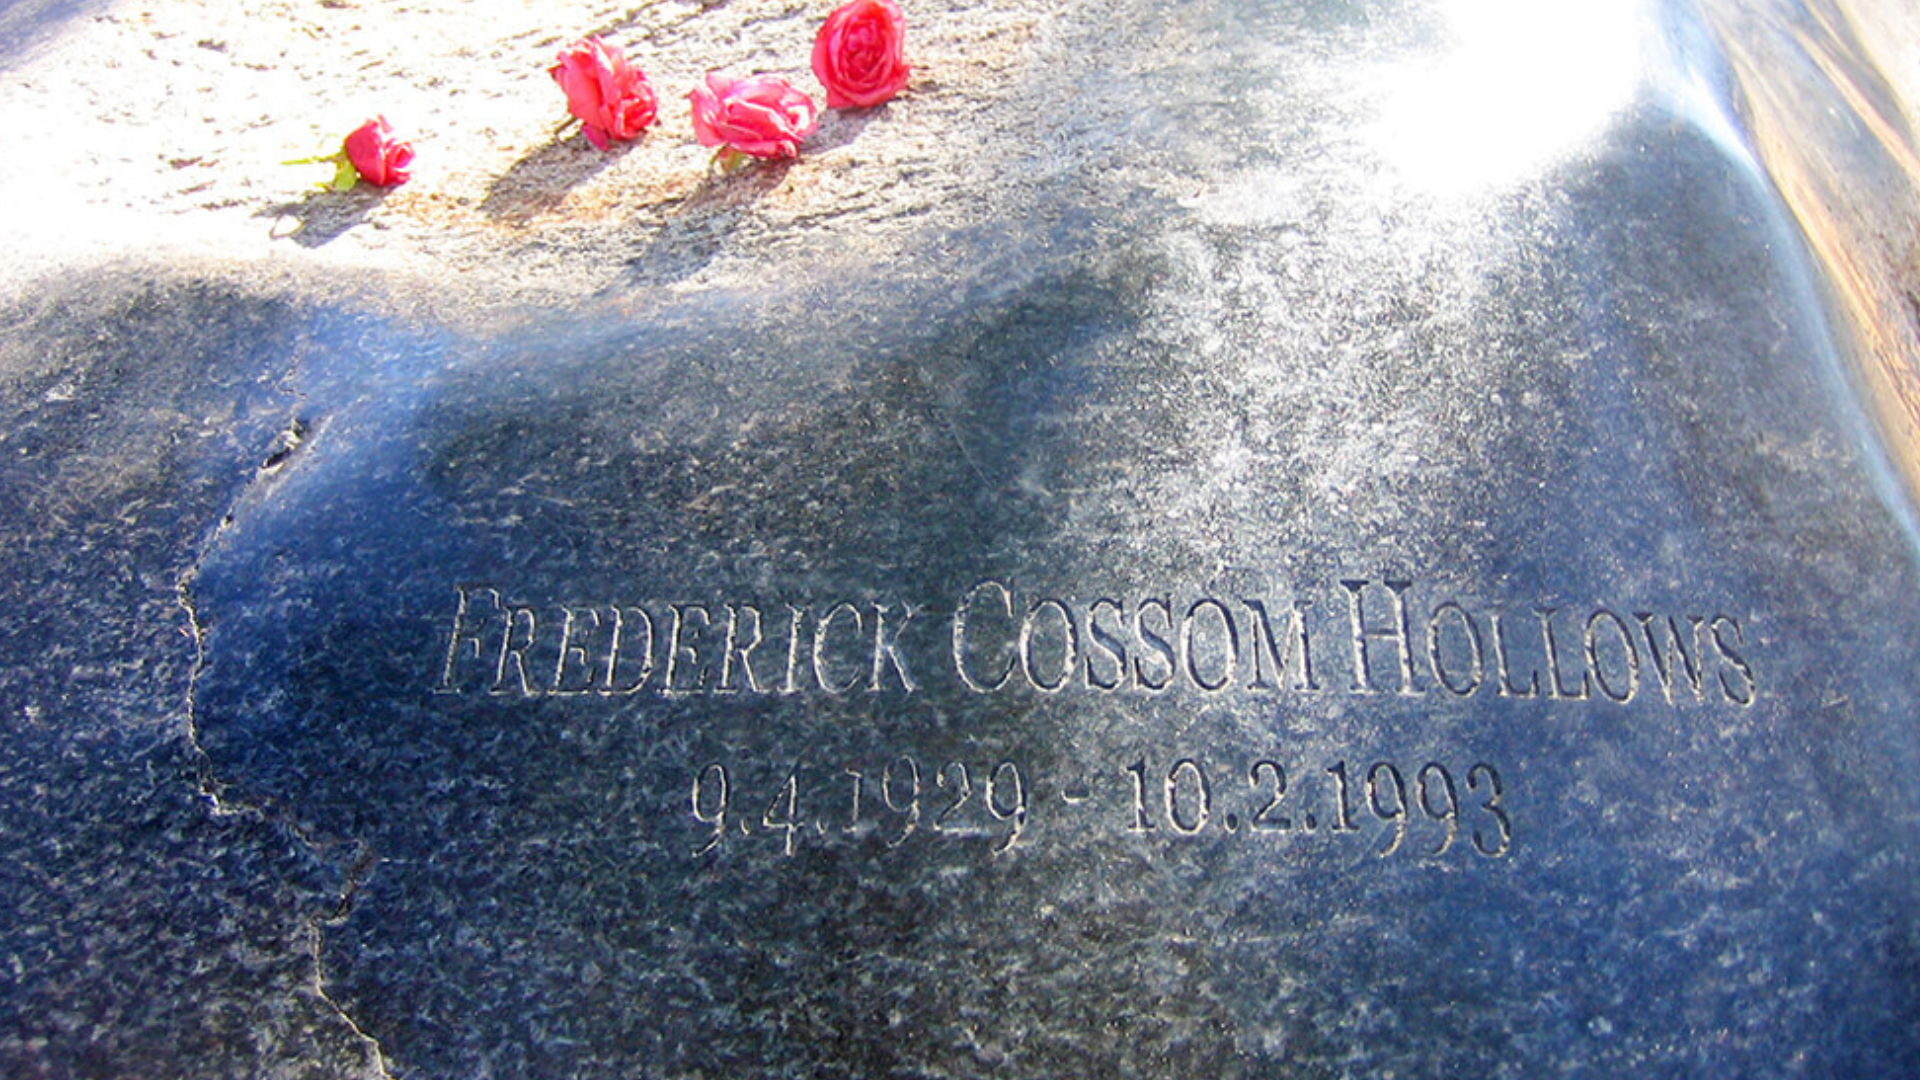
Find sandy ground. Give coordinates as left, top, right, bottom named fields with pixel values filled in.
left=0, top=0, right=1041, bottom=317
left=5, top=0, right=1920, bottom=481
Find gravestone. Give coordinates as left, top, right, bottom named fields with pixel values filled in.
left=4, top=0, right=1920, bottom=1076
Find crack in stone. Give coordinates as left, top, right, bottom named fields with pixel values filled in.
left=307, top=843, right=397, bottom=1080
left=176, top=561, right=241, bottom=819
left=175, top=409, right=397, bottom=1080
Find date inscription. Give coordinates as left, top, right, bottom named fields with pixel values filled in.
left=688, top=754, right=1511, bottom=859
left=693, top=757, right=1031, bottom=856
left=1123, top=757, right=1511, bottom=857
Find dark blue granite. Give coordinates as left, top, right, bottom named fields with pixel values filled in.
left=5, top=0, right=1920, bottom=1077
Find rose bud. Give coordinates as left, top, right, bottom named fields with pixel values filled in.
left=551, top=37, right=659, bottom=151
left=811, top=0, right=909, bottom=109
left=688, top=72, right=819, bottom=160
left=343, top=116, right=413, bottom=187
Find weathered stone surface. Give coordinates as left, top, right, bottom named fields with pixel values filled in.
left=4, top=0, right=1920, bottom=1077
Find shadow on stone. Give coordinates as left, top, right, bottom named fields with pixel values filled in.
left=620, top=157, right=796, bottom=286
left=808, top=106, right=880, bottom=155
left=258, top=185, right=390, bottom=248
left=480, top=128, right=631, bottom=225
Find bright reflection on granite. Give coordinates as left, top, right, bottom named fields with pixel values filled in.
left=1369, top=0, right=1647, bottom=195
left=1695, top=0, right=1920, bottom=531
left=6, top=1, right=1920, bottom=1077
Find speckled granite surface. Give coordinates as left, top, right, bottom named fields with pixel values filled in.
left=4, top=1, right=1920, bottom=1077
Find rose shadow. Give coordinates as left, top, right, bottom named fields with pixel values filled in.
left=616, top=107, right=881, bottom=287
left=258, top=186, right=391, bottom=249
left=806, top=106, right=880, bottom=155
left=480, top=130, right=635, bottom=225
left=615, top=158, right=798, bottom=287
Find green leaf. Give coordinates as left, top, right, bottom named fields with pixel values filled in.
left=712, top=147, right=753, bottom=176
left=329, top=158, right=360, bottom=191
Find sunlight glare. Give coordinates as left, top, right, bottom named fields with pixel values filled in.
left=1369, top=0, right=1648, bottom=196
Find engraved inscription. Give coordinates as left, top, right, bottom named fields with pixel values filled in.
left=1126, top=755, right=1510, bottom=858
left=438, top=588, right=920, bottom=698
left=691, top=756, right=1031, bottom=857
left=437, top=580, right=1759, bottom=707
left=686, top=752, right=1511, bottom=860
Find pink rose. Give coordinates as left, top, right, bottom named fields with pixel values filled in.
left=550, top=37, right=659, bottom=151
left=343, top=116, right=412, bottom=187
left=811, top=0, right=909, bottom=109
left=687, top=72, right=819, bottom=159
